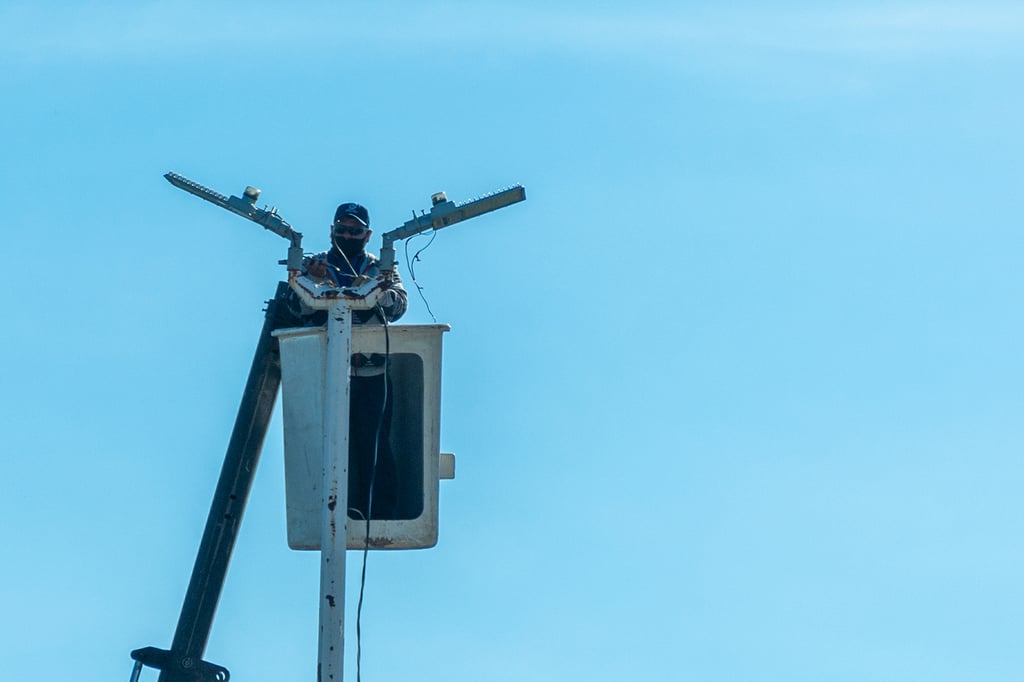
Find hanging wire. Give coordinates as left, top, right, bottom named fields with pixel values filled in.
left=355, top=306, right=391, bottom=682
left=330, top=230, right=361, bottom=277
left=404, top=230, right=438, bottom=322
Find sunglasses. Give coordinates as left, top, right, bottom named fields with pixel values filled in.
left=332, top=223, right=367, bottom=236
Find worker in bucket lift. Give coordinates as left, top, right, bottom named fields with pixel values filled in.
left=300, top=201, right=408, bottom=522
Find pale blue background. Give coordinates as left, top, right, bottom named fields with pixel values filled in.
left=2, top=2, right=1022, bottom=680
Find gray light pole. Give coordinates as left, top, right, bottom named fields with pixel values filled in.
left=288, top=275, right=384, bottom=681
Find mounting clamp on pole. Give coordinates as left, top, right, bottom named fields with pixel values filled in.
left=286, top=269, right=385, bottom=313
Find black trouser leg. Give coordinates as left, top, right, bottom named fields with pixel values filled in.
left=347, top=374, right=397, bottom=520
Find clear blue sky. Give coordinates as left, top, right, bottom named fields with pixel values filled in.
left=2, top=2, right=1022, bottom=680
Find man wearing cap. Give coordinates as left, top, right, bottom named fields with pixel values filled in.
left=301, top=201, right=409, bottom=520
left=304, top=202, right=408, bottom=323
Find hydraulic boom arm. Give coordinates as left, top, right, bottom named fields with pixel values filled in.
left=130, top=284, right=294, bottom=682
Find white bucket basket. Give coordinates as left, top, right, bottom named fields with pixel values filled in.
left=273, top=324, right=451, bottom=550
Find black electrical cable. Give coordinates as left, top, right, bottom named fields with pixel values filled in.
left=405, top=230, right=438, bottom=323
left=355, top=304, right=391, bottom=682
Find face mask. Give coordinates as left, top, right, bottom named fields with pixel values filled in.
left=334, top=233, right=365, bottom=259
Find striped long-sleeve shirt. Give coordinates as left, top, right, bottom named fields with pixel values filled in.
left=303, top=248, right=408, bottom=324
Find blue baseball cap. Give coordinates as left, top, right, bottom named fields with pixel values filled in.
left=334, top=202, right=369, bottom=227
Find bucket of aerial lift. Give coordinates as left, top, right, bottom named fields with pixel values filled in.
left=272, top=323, right=451, bottom=550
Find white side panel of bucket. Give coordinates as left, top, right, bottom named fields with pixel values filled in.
left=275, top=328, right=327, bottom=549
left=274, top=324, right=450, bottom=550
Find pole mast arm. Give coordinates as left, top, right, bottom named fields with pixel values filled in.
left=165, top=172, right=305, bottom=270
left=379, top=185, right=526, bottom=273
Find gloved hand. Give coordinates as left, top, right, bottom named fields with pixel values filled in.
left=305, top=257, right=329, bottom=279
